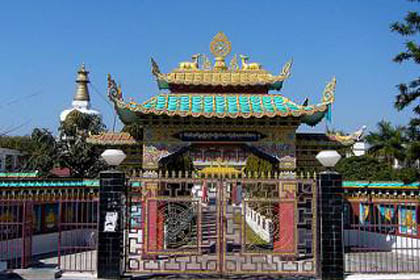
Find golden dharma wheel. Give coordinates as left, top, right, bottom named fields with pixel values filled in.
left=210, top=32, right=232, bottom=58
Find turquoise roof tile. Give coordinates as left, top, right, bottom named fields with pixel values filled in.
left=343, top=181, right=420, bottom=188
left=116, top=93, right=331, bottom=126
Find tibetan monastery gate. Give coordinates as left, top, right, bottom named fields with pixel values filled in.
left=104, top=32, right=340, bottom=277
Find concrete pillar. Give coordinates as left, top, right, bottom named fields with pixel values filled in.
left=318, top=171, right=344, bottom=280
left=97, top=170, right=125, bottom=279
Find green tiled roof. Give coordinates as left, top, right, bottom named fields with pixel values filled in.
left=0, top=172, right=38, bottom=178
left=343, top=181, right=420, bottom=189
left=139, top=94, right=328, bottom=118
left=108, top=75, right=336, bottom=126
left=0, top=179, right=99, bottom=188
left=114, top=94, right=330, bottom=126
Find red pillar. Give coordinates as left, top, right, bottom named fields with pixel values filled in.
left=274, top=185, right=296, bottom=254
left=156, top=202, right=164, bottom=249
left=274, top=201, right=295, bottom=253
left=145, top=182, right=164, bottom=253
left=232, top=182, right=237, bottom=205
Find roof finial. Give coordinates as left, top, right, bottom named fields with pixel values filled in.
left=210, top=32, right=231, bottom=71
left=74, top=63, right=90, bottom=101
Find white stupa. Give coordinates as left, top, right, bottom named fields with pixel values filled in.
left=60, top=64, right=100, bottom=122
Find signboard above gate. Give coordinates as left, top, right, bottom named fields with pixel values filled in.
left=173, top=131, right=266, bottom=142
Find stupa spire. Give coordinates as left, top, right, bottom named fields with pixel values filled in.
left=59, top=63, right=100, bottom=122
left=73, top=63, right=90, bottom=101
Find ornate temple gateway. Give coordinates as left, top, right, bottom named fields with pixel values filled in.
left=103, top=33, right=336, bottom=276
left=107, top=32, right=336, bottom=174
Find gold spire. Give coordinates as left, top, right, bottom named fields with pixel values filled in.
left=74, top=63, right=90, bottom=101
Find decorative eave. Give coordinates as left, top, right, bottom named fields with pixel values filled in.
left=343, top=181, right=420, bottom=201
left=86, top=132, right=138, bottom=146
left=107, top=75, right=336, bottom=127
left=326, top=125, right=367, bottom=146
left=151, top=57, right=292, bottom=91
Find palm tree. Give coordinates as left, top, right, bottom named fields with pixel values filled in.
left=403, top=123, right=420, bottom=167
left=365, top=120, right=406, bottom=167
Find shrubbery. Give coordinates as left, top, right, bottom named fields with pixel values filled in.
left=336, top=155, right=419, bottom=183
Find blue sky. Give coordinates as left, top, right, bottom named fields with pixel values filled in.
left=0, top=0, right=417, bottom=135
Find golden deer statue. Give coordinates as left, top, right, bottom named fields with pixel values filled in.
left=239, top=55, right=261, bottom=70
left=179, top=54, right=201, bottom=70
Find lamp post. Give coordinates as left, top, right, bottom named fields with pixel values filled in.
left=316, top=150, right=344, bottom=280
left=97, top=149, right=126, bottom=279
left=101, top=149, right=127, bottom=167
left=316, top=150, right=342, bottom=172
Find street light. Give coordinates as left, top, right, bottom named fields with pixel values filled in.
left=101, top=149, right=126, bottom=167
left=316, top=150, right=341, bottom=169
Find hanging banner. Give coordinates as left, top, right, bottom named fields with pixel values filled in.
left=359, top=203, right=370, bottom=225
left=399, top=206, right=417, bottom=235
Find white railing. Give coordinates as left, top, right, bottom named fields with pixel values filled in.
left=245, top=206, right=272, bottom=243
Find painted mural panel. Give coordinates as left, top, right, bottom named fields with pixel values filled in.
left=44, top=204, right=58, bottom=232
left=398, top=205, right=417, bottom=235
left=377, top=205, right=396, bottom=233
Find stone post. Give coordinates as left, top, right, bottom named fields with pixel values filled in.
left=318, top=171, right=344, bottom=280
left=97, top=170, right=125, bottom=279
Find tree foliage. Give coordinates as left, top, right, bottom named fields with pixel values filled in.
left=391, top=0, right=420, bottom=126
left=366, top=120, right=420, bottom=168
left=244, top=154, right=273, bottom=174
left=159, top=153, right=194, bottom=172
left=0, top=135, right=33, bottom=152
left=23, top=128, right=58, bottom=176
left=60, top=110, right=105, bottom=138
left=336, top=155, right=419, bottom=183
left=57, top=111, right=107, bottom=178
left=365, top=120, right=406, bottom=165
left=0, top=129, right=59, bottom=176
left=121, top=123, right=143, bottom=140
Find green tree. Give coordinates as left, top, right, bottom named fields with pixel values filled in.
left=57, top=112, right=107, bottom=178
left=22, top=128, right=58, bottom=176
left=391, top=0, right=420, bottom=127
left=159, top=151, right=194, bottom=173
left=121, top=123, right=143, bottom=141
left=365, top=120, right=406, bottom=166
left=60, top=110, right=105, bottom=138
left=336, top=156, right=394, bottom=181
left=244, top=154, right=274, bottom=174
left=0, top=135, right=35, bottom=154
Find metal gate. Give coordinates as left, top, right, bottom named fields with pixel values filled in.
left=344, top=199, right=420, bottom=273
left=0, top=190, right=98, bottom=272
left=0, top=199, right=32, bottom=269
left=57, top=195, right=99, bottom=272
left=125, top=176, right=317, bottom=276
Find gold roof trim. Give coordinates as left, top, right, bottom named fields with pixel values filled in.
left=152, top=60, right=292, bottom=87
left=150, top=32, right=293, bottom=87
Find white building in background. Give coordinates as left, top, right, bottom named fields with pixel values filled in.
left=59, top=64, right=100, bottom=122
left=0, top=148, right=22, bottom=172
left=351, top=142, right=367, bottom=157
